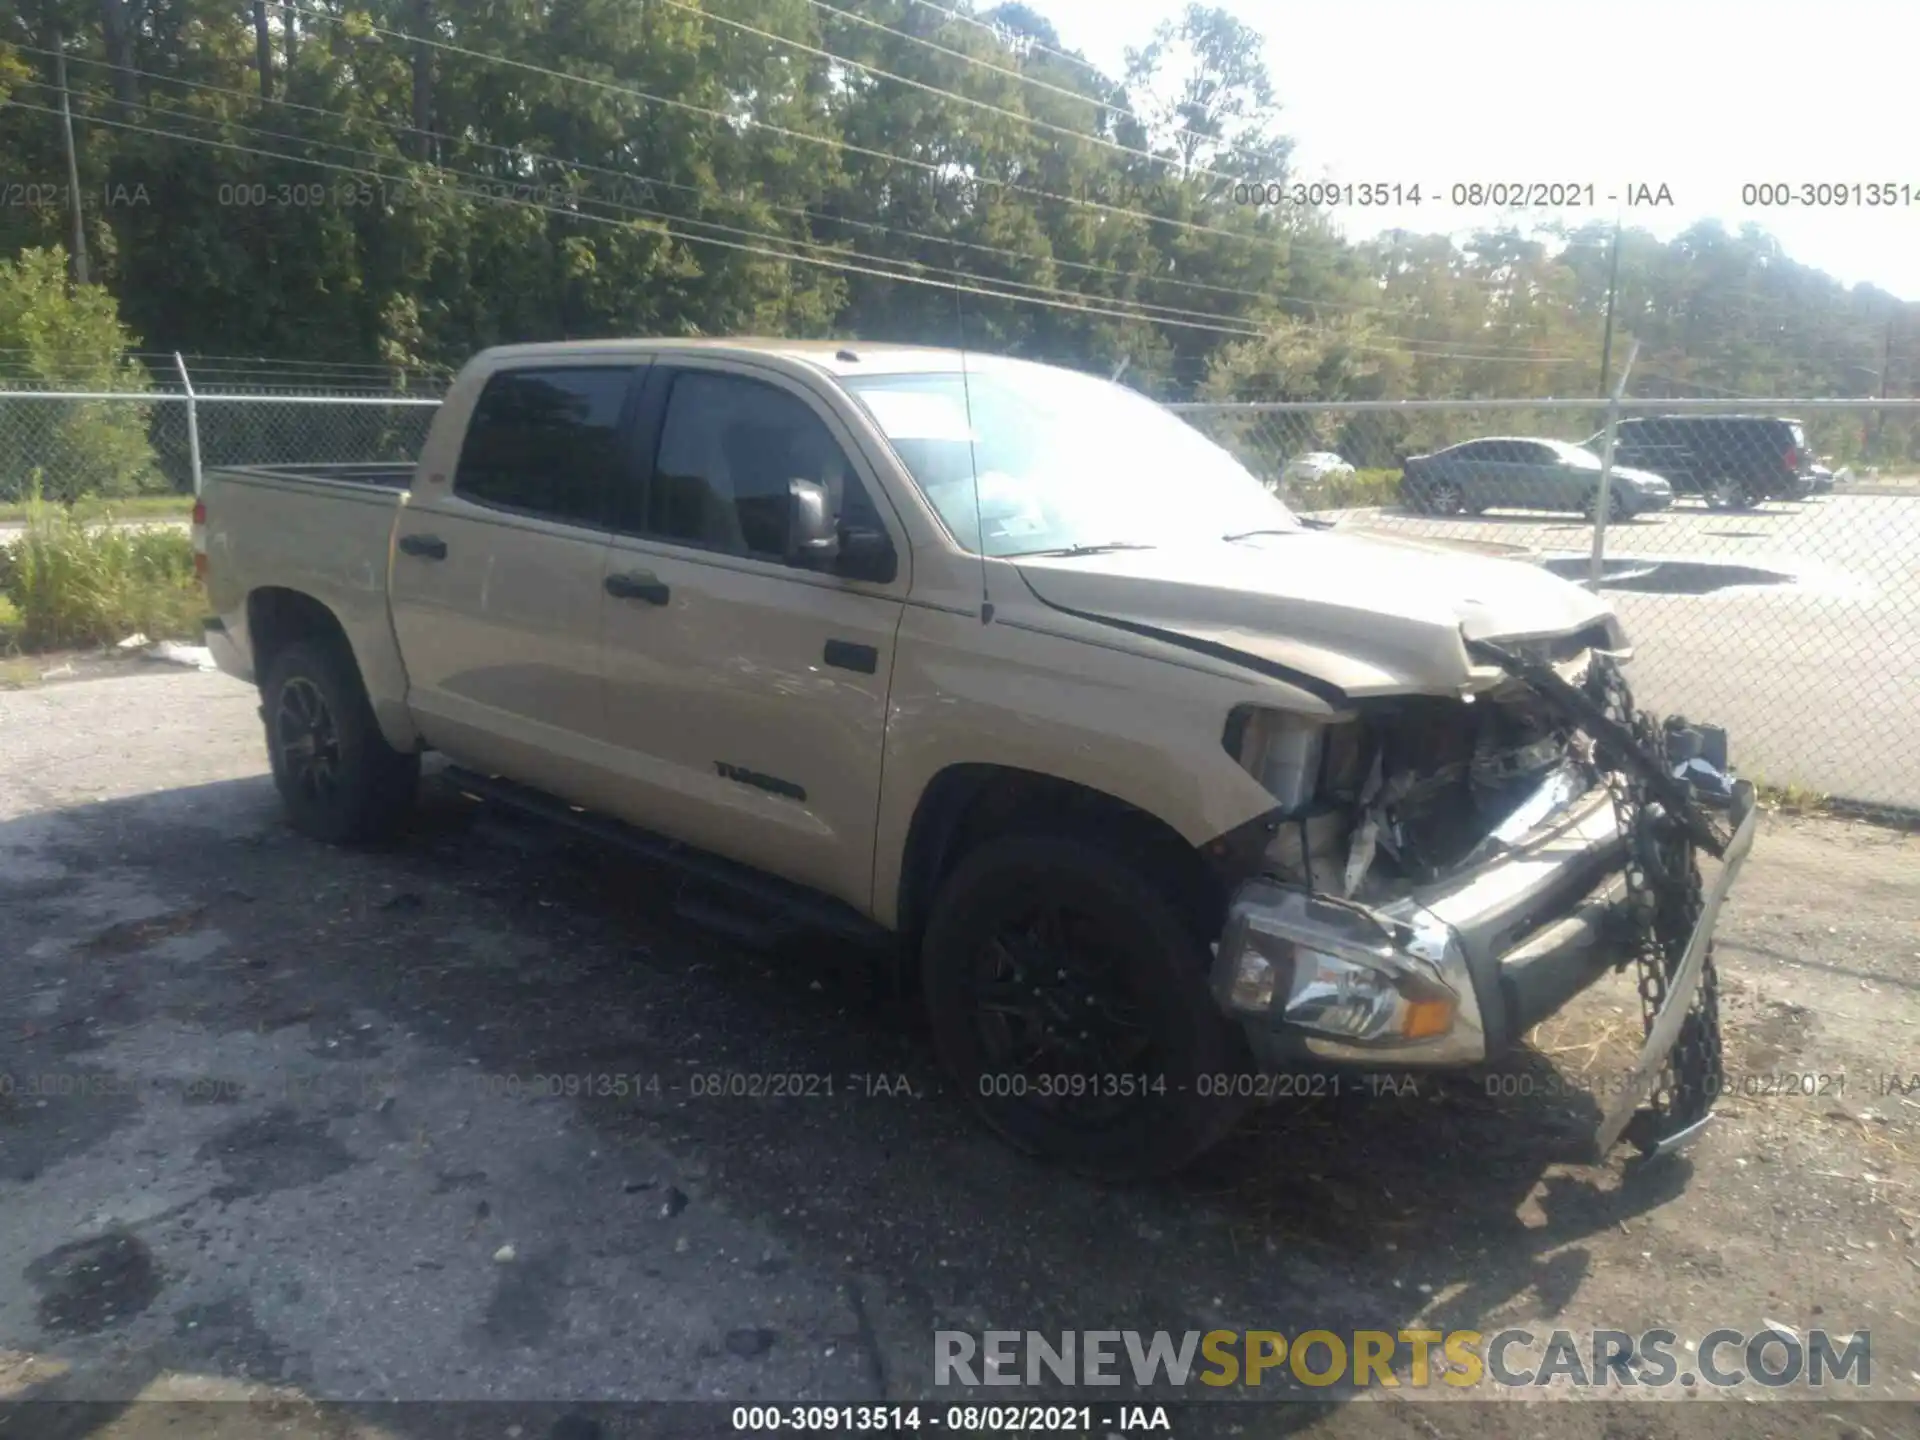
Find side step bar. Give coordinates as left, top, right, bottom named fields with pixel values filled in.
left=442, top=766, right=891, bottom=950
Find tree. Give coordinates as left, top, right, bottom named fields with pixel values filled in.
left=1123, top=4, right=1286, bottom=180
left=0, top=247, right=162, bottom=500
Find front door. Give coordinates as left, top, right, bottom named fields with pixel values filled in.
left=595, top=362, right=908, bottom=912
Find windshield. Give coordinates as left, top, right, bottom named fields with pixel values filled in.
left=841, top=365, right=1297, bottom=556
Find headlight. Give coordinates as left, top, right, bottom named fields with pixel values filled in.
left=1226, top=708, right=1326, bottom=815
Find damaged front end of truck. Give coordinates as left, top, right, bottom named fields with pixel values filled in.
left=1208, top=631, right=1759, bottom=1161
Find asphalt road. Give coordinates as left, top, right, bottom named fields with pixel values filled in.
left=1355, top=493, right=1920, bottom=812
left=3, top=670, right=1919, bottom=1439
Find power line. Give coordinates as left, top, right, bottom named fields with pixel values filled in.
left=273, top=0, right=1294, bottom=258
left=17, top=56, right=1583, bottom=357
left=12, top=80, right=1281, bottom=339
left=904, top=0, right=1110, bottom=86
left=22, top=97, right=1590, bottom=367
left=25, top=44, right=1288, bottom=310
left=801, top=0, right=1278, bottom=172
left=662, top=0, right=1241, bottom=187
left=4, top=99, right=1288, bottom=340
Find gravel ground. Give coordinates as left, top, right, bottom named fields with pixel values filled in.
left=2, top=670, right=1919, bottom=1440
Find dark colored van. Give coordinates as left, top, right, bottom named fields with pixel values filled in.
left=1586, top=416, right=1811, bottom=508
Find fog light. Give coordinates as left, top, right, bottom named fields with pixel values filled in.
left=1226, top=950, right=1278, bottom=1011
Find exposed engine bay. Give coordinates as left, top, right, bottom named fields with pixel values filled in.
left=1232, top=663, right=1602, bottom=903
left=1219, top=640, right=1749, bottom=1159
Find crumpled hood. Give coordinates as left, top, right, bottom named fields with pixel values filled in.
left=1015, top=529, right=1618, bottom=701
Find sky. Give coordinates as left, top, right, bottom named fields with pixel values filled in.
left=1026, top=0, right=1920, bottom=300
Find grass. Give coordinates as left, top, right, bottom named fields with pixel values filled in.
left=1753, top=778, right=1832, bottom=816
left=0, top=498, right=204, bottom=654
left=0, top=493, right=194, bottom=524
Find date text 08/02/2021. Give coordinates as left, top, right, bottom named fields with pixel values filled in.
left=1226, top=180, right=1677, bottom=208
left=730, top=1406, right=1169, bottom=1434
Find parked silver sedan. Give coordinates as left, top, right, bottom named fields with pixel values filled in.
left=1401, top=437, right=1674, bottom=521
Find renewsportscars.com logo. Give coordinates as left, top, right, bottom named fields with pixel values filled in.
left=934, top=1327, right=1871, bottom=1392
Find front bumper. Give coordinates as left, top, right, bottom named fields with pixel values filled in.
left=1210, top=758, right=1760, bottom=1154
left=1211, top=771, right=1631, bottom=1069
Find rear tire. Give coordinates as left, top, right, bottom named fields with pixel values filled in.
left=920, top=831, right=1252, bottom=1179
left=261, top=639, right=419, bottom=844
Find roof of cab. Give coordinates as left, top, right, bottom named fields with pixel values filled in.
left=470, top=337, right=991, bottom=378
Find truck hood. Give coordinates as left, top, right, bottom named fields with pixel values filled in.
left=1014, top=530, right=1618, bottom=701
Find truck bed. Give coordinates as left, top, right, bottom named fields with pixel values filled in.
left=199, top=461, right=415, bottom=722
left=211, top=462, right=415, bottom=490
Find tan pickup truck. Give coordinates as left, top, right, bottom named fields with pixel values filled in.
left=197, top=339, right=1757, bottom=1177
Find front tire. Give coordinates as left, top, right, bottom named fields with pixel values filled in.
left=1584, top=488, right=1630, bottom=524
left=1707, top=478, right=1756, bottom=510
left=261, top=639, right=420, bottom=844
left=1421, top=479, right=1466, bottom=516
left=920, top=832, right=1251, bottom=1178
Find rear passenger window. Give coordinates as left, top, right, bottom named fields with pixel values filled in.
left=454, top=367, right=635, bottom=524
left=647, top=370, right=877, bottom=559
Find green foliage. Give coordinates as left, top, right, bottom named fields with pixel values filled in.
left=0, top=247, right=163, bottom=500
left=0, top=0, right=1909, bottom=479
left=0, top=498, right=201, bottom=651
left=1284, top=466, right=1401, bottom=511
left=0, top=492, right=192, bottom=523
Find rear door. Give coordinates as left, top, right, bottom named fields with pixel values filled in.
left=594, top=360, right=909, bottom=912
left=389, top=363, right=645, bottom=798
left=1465, top=440, right=1529, bottom=506
left=1439, top=440, right=1503, bottom=506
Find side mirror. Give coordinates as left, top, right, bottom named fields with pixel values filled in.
left=785, top=477, right=839, bottom=570
left=835, top=525, right=896, bottom=584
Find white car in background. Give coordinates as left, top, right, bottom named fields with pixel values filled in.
left=1278, top=451, right=1356, bottom=488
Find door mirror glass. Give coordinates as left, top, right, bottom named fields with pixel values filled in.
left=786, top=477, right=840, bottom=569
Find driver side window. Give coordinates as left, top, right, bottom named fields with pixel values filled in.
left=646, top=370, right=879, bottom=559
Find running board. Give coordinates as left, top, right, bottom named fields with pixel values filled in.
left=442, top=766, right=890, bottom=949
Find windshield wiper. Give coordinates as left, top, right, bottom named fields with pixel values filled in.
left=1007, top=541, right=1158, bottom=558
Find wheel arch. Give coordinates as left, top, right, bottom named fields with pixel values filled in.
left=894, top=763, right=1228, bottom=953
left=247, top=586, right=422, bottom=752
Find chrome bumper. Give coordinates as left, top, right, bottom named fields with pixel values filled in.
left=1210, top=778, right=1632, bottom=1068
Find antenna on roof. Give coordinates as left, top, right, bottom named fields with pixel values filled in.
left=954, top=284, right=992, bottom=625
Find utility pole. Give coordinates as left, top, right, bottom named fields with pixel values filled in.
left=54, top=38, right=90, bottom=285
left=1597, top=220, right=1622, bottom=396
left=1873, top=316, right=1893, bottom=452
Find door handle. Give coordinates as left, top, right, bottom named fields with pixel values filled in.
left=398, top=533, right=448, bottom=560
left=605, top=571, right=670, bottom=605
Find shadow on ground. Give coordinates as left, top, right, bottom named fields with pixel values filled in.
left=0, top=774, right=1726, bottom=1436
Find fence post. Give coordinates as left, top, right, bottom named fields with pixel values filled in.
left=174, top=351, right=204, bottom=496
left=1588, top=338, right=1639, bottom=588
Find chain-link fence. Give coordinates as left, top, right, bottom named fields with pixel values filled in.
left=0, top=378, right=444, bottom=502
left=1173, top=397, right=1920, bottom=816
left=4, top=376, right=1917, bottom=815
